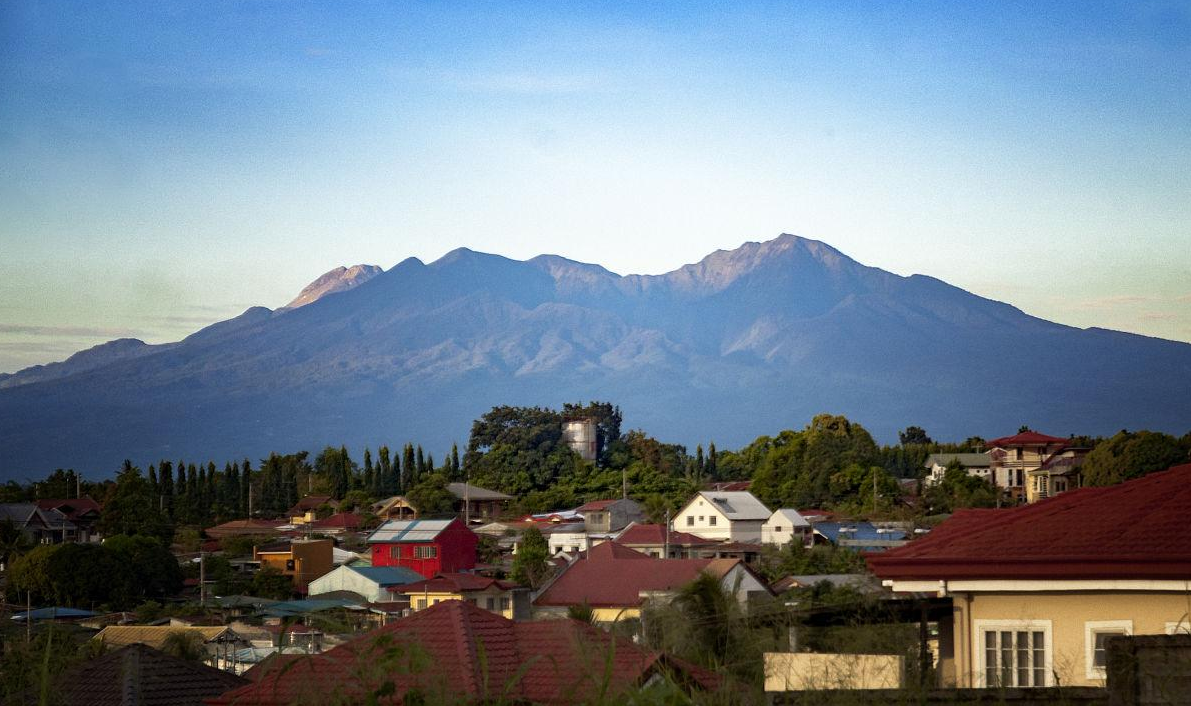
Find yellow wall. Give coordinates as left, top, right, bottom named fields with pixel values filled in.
left=952, top=591, right=1191, bottom=688
left=765, top=653, right=904, bottom=691
left=255, top=539, right=333, bottom=588
left=408, top=589, right=517, bottom=619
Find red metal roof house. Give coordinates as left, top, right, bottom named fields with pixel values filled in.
left=366, top=518, right=478, bottom=579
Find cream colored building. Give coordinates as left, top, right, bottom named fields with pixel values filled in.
left=869, top=462, right=1191, bottom=689
left=672, top=490, right=770, bottom=542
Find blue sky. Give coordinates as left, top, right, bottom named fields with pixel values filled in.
left=2, top=1, right=1189, bottom=372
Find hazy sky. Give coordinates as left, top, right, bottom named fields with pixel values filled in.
left=2, top=1, right=1189, bottom=373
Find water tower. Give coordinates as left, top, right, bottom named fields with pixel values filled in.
left=562, top=417, right=598, bottom=461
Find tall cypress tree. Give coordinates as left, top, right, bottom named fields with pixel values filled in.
left=451, top=444, right=461, bottom=480
left=241, top=458, right=252, bottom=516
left=363, top=449, right=374, bottom=495
left=707, top=442, right=717, bottom=478
left=159, top=461, right=175, bottom=518
left=696, top=445, right=705, bottom=475
left=402, top=444, right=415, bottom=490
left=415, top=446, right=426, bottom=481
left=377, top=446, right=393, bottom=495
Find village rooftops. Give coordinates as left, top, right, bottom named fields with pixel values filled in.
left=614, top=523, right=712, bottom=546
left=692, top=491, right=771, bottom=520
left=391, top=572, right=520, bottom=595
left=50, top=643, right=248, bottom=706
left=207, top=600, right=719, bottom=705
left=366, top=518, right=456, bottom=543
left=868, top=463, right=1191, bottom=582
left=204, top=519, right=285, bottom=538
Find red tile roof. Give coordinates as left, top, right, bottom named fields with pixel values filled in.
left=286, top=496, right=335, bottom=515
left=309, top=511, right=364, bottom=529
left=35, top=496, right=101, bottom=520
left=868, top=463, right=1191, bottom=581
left=535, top=543, right=730, bottom=608
left=392, top=572, right=518, bottom=594
left=986, top=431, right=1069, bottom=447
left=206, top=600, right=718, bottom=705
left=615, top=523, right=713, bottom=547
left=204, top=519, right=285, bottom=539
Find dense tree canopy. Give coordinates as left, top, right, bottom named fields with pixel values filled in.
left=1080, top=430, right=1190, bottom=486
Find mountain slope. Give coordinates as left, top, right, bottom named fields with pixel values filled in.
left=1, top=234, right=1188, bottom=478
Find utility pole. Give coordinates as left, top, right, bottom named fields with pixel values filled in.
left=873, top=471, right=878, bottom=511
left=199, top=551, right=206, bottom=607
left=622, top=470, right=627, bottom=500
left=663, top=508, right=671, bottom=559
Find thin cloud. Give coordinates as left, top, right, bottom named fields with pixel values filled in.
left=1139, top=312, right=1177, bottom=321
left=0, top=324, right=143, bottom=338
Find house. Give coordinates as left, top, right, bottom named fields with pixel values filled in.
left=35, top=496, right=102, bottom=541
left=447, top=482, right=513, bottom=521
left=614, top=522, right=715, bottom=559
left=393, top=573, right=528, bottom=619
left=867, top=463, right=1191, bottom=689
left=307, top=564, right=423, bottom=603
left=533, top=542, right=770, bottom=622
left=207, top=600, right=720, bottom=706
left=371, top=495, right=419, bottom=521
left=308, top=511, right=368, bottom=535
left=574, top=497, right=644, bottom=533
left=923, top=452, right=993, bottom=487
left=760, top=509, right=811, bottom=546
left=542, top=521, right=592, bottom=556
left=253, top=538, right=334, bottom=591
left=46, top=643, right=248, bottom=706
left=367, top=517, right=478, bottom=578
left=985, top=430, right=1089, bottom=502
left=92, top=626, right=250, bottom=671
left=286, top=495, right=336, bottom=524
left=0, top=503, right=77, bottom=545
left=672, top=491, right=771, bottom=542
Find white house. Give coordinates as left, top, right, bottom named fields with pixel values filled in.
left=923, top=452, right=992, bottom=487
left=542, top=522, right=591, bottom=556
left=761, top=509, right=811, bottom=546
left=307, top=565, right=424, bottom=603
left=672, top=491, right=771, bottom=542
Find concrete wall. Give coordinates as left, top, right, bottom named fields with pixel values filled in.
left=952, top=591, right=1191, bottom=688
left=765, top=653, right=904, bottom=691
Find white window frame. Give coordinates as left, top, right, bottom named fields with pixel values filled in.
left=973, top=619, right=1053, bottom=688
left=1084, top=620, right=1132, bottom=680
left=1166, top=621, right=1191, bottom=635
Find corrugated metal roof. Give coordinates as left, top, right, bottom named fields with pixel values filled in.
left=923, top=452, right=991, bottom=468
left=447, top=482, right=513, bottom=501
left=347, top=565, right=424, bottom=586
left=366, top=518, right=454, bottom=543
left=93, top=626, right=237, bottom=650
left=692, top=491, right=771, bottom=520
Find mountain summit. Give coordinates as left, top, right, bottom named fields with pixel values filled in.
left=283, top=264, right=383, bottom=309
left=1, top=234, right=1188, bottom=477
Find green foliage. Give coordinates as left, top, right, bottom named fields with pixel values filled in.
left=8, top=535, right=181, bottom=610
left=159, top=630, right=206, bottom=662
left=97, top=461, right=174, bottom=544
left=827, top=464, right=900, bottom=516
left=746, top=414, right=881, bottom=508
left=897, top=426, right=933, bottom=446
left=922, top=461, right=1000, bottom=514
left=510, top=526, right=550, bottom=588
left=405, top=473, right=456, bottom=516
left=0, top=624, right=93, bottom=705
left=1080, top=429, right=1190, bottom=487
left=251, top=566, right=294, bottom=600
left=219, top=533, right=273, bottom=558
left=757, top=540, right=867, bottom=581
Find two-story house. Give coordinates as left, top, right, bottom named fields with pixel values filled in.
left=672, top=491, right=771, bottom=542
left=868, top=463, right=1191, bottom=689
left=394, top=573, right=528, bottom=619
left=922, top=453, right=993, bottom=487
left=986, top=431, right=1088, bottom=503
left=575, top=498, right=644, bottom=534
left=367, top=517, right=478, bottom=578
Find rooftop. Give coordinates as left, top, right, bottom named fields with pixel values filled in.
left=393, top=572, right=519, bottom=594
left=367, top=518, right=459, bottom=544
left=868, top=463, right=1191, bottom=581
left=690, top=491, right=771, bottom=520
left=986, top=431, right=1069, bottom=448
left=615, top=522, right=712, bottom=546
left=51, top=643, right=248, bottom=706
left=447, top=482, right=513, bottom=501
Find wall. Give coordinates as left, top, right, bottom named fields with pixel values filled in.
left=954, top=591, right=1191, bottom=688
left=765, top=653, right=904, bottom=691
left=308, top=566, right=386, bottom=603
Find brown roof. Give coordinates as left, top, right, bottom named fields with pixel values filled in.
left=286, top=496, right=335, bottom=515
left=615, top=523, right=713, bottom=547
left=207, top=600, right=718, bottom=705
left=35, top=496, right=101, bottom=519
left=535, top=543, right=720, bottom=608
left=393, top=572, right=519, bottom=595
left=868, top=463, right=1191, bottom=581
left=53, top=643, right=247, bottom=706
left=204, top=519, right=284, bottom=539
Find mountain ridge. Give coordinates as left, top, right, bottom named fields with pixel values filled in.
left=1, top=234, right=1188, bottom=478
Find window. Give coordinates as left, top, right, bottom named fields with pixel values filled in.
left=686, top=516, right=694, bottom=527
left=975, top=620, right=1051, bottom=687
left=500, top=597, right=511, bottom=612
left=1085, top=621, right=1131, bottom=679
left=415, top=545, right=438, bottom=559
left=774, top=526, right=782, bottom=533
left=390, top=546, right=400, bottom=559
left=708, top=516, right=717, bottom=526
left=414, top=598, right=427, bottom=610
left=698, top=516, right=704, bottom=522
left=486, top=597, right=496, bottom=610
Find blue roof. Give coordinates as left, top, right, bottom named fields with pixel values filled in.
left=347, top=565, right=423, bottom=586
left=11, top=607, right=98, bottom=621
left=260, top=598, right=360, bottom=617
left=813, top=522, right=907, bottom=551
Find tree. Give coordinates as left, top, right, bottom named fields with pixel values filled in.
left=98, top=461, right=173, bottom=544
left=252, top=566, right=294, bottom=600
left=404, top=473, right=455, bottom=516
left=160, top=630, right=206, bottom=662
left=1081, top=430, right=1190, bottom=487
left=104, top=534, right=183, bottom=606
left=922, top=460, right=1000, bottom=514
left=898, top=426, right=933, bottom=446
left=510, top=526, right=550, bottom=588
